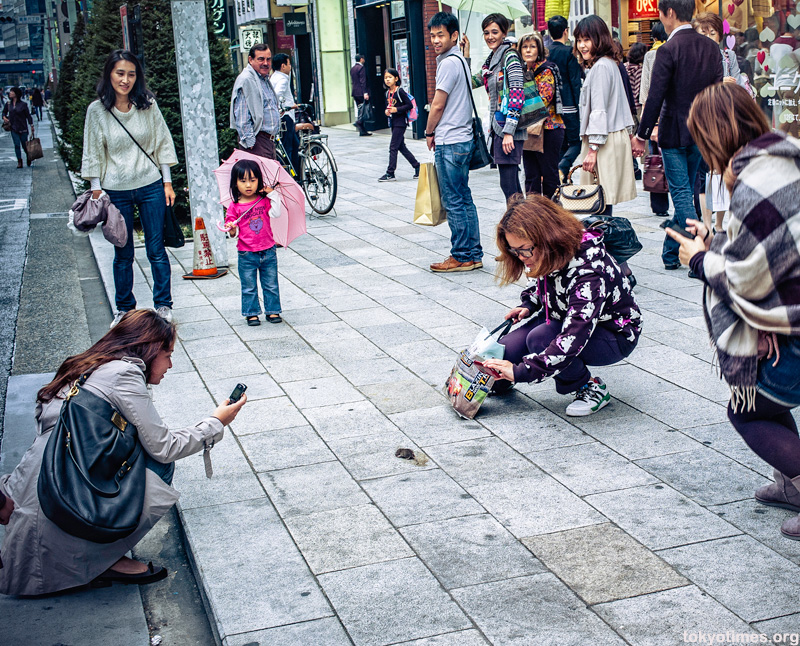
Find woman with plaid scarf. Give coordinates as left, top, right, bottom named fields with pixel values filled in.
left=667, top=83, right=800, bottom=541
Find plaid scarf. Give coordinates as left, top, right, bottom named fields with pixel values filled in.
left=703, top=132, right=800, bottom=411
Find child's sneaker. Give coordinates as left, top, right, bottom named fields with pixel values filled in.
left=378, top=173, right=396, bottom=182
left=565, top=377, right=611, bottom=416
left=413, top=167, right=420, bottom=179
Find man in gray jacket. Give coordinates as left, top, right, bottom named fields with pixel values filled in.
left=230, top=43, right=282, bottom=160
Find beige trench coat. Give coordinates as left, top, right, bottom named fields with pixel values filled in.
left=0, top=358, right=223, bottom=596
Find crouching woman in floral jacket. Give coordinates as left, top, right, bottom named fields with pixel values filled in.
left=483, top=195, right=642, bottom=416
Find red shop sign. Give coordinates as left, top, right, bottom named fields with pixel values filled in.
left=629, top=0, right=659, bottom=20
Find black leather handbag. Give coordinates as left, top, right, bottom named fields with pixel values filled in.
left=457, top=57, right=493, bottom=171
left=583, top=214, right=643, bottom=264
left=38, top=375, right=146, bottom=544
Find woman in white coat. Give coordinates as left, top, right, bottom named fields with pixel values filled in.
left=0, top=310, right=246, bottom=596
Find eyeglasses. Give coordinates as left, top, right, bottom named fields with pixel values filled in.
left=507, top=245, right=535, bottom=258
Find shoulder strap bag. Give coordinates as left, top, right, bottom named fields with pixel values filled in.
left=455, top=55, right=493, bottom=171
left=642, top=148, right=668, bottom=194
left=37, top=374, right=147, bottom=543
left=108, top=110, right=185, bottom=248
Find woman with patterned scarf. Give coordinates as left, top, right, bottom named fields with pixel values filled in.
left=461, top=13, right=526, bottom=202
left=667, top=83, right=800, bottom=540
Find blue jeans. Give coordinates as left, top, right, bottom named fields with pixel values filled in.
left=10, top=130, right=28, bottom=161
left=144, top=452, right=175, bottom=485
left=106, top=179, right=172, bottom=311
left=238, top=246, right=281, bottom=316
left=661, top=145, right=702, bottom=267
left=434, top=140, right=482, bottom=262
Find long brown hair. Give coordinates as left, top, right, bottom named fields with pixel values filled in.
left=496, top=195, right=584, bottom=285
left=572, top=15, right=615, bottom=68
left=38, top=309, right=176, bottom=402
left=687, top=83, right=770, bottom=183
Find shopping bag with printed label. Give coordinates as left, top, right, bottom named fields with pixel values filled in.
left=443, top=320, right=514, bottom=419
left=413, top=160, right=446, bottom=226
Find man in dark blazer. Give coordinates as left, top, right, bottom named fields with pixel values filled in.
left=350, top=53, right=371, bottom=136
left=631, top=0, right=723, bottom=270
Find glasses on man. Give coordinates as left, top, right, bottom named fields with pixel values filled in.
left=507, top=245, right=535, bottom=258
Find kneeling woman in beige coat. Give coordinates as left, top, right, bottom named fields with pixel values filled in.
left=0, top=310, right=246, bottom=596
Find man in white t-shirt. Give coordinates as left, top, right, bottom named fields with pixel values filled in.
left=270, top=53, right=301, bottom=174
left=425, top=12, right=483, bottom=273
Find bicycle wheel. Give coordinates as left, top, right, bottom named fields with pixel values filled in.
left=301, top=141, right=337, bottom=215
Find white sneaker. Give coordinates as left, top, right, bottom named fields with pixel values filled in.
left=565, top=377, right=611, bottom=416
left=109, top=311, right=128, bottom=329
left=155, top=306, right=173, bottom=323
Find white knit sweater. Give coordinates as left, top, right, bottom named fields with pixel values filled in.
left=80, top=99, right=178, bottom=191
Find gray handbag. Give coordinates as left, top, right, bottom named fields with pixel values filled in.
left=69, top=190, right=128, bottom=248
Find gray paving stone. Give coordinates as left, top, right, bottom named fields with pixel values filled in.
left=451, top=573, right=627, bottom=646
left=233, top=317, right=300, bottom=341
left=469, top=474, right=606, bottom=538
left=592, top=585, right=752, bottom=646
left=182, top=334, right=248, bottom=359
left=623, top=391, right=730, bottom=428
left=389, top=405, right=490, bottom=447
left=261, top=354, right=339, bottom=383
left=176, top=318, right=234, bottom=341
left=328, top=429, right=434, bottom=480
left=658, top=535, right=800, bottom=622
left=240, top=426, right=335, bottom=472
left=570, top=414, right=701, bottom=460
left=259, top=460, right=369, bottom=518
left=597, top=362, right=684, bottom=399
left=225, top=617, right=350, bottom=646
left=393, top=631, right=489, bottom=646
left=359, top=378, right=445, bottom=414
left=528, top=441, right=659, bottom=496
left=172, top=303, right=225, bottom=323
left=280, top=306, right=341, bottom=326
left=193, top=351, right=267, bottom=382
left=303, top=399, right=399, bottom=441
left=285, top=503, right=413, bottom=573
left=324, top=293, right=383, bottom=312
left=636, top=448, right=770, bottom=506
left=231, top=396, right=308, bottom=435
left=336, top=356, right=416, bottom=387
left=249, top=336, right=317, bottom=360
left=358, top=321, right=433, bottom=347
left=522, top=523, right=687, bottom=604
left=337, top=306, right=405, bottom=328
left=315, top=338, right=389, bottom=364
left=318, top=558, right=471, bottom=646
left=362, top=469, right=484, bottom=527
left=180, top=498, right=331, bottom=637
left=205, top=372, right=284, bottom=404
left=661, top=369, right=733, bottom=403
left=585, top=483, right=740, bottom=550
left=400, top=514, right=546, bottom=589
left=480, top=409, right=593, bottom=453
left=680, top=422, right=774, bottom=477
left=753, top=613, right=800, bottom=638
left=282, top=375, right=365, bottom=409
left=626, top=344, right=710, bottom=374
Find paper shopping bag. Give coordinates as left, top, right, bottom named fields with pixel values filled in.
left=413, top=162, right=446, bottom=226
left=25, top=137, right=43, bottom=162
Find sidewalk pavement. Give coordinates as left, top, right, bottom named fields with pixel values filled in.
left=92, top=127, right=799, bottom=645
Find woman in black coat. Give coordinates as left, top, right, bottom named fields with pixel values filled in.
left=2, top=87, right=34, bottom=168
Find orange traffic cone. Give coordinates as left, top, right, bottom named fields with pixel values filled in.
left=183, top=217, right=227, bottom=280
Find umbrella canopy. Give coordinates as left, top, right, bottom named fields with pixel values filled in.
left=213, top=149, right=306, bottom=247
left=449, top=0, right=530, bottom=20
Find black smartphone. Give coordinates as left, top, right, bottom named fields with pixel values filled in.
left=659, top=218, right=696, bottom=239
left=229, top=383, right=247, bottom=404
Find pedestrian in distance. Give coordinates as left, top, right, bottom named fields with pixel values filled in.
left=546, top=15, right=584, bottom=177
left=31, top=88, right=44, bottom=121
left=270, top=53, right=301, bottom=174
left=461, top=13, right=527, bottom=202
left=378, top=68, right=420, bottom=182
left=630, top=0, right=723, bottom=271
left=574, top=15, right=637, bottom=215
left=351, top=53, right=372, bottom=137
left=230, top=43, right=282, bottom=161
left=517, top=32, right=565, bottom=199
left=483, top=195, right=641, bottom=417
left=2, top=87, right=34, bottom=168
left=223, top=159, right=283, bottom=326
left=665, top=83, right=800, bottom=540
left=80, top=50, right=178, bottom=328
left=426, top=11, right=483, bottom=273
left=0, top=310, right=247, bottom=596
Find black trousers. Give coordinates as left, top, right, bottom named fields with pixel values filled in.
left=387, top=125, right=419, bottom=174
left=281, top=114, right=301, bottom=174
left=523, top=127, right=565, bottom=199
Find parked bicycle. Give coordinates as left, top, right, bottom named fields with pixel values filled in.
left=276, top=104, right=338, bottom=215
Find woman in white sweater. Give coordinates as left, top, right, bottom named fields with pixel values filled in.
left=81, top=50, right=178, bottom=328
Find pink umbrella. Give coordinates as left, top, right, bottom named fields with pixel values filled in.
left=213, top=149, right=306, bottom=247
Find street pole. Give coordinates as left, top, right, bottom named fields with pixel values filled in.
left=169, top=0, right=227, bottom=265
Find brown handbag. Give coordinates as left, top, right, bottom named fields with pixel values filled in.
left=554, top=165, right=606, bottom=216
left=642, top=152, right=668, bottom=193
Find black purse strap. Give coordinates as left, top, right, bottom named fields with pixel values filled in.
left=108, top=109, right=160, bottom=173
left=456, top=54, right=482, bottom=125
left=489, top=319, right=514, bottom=339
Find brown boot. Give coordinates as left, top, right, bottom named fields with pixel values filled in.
left=755, top=469, right=800, bottom=512
left=781, top=513, right=800, bottom=540
left=430, top=256, right=483, bottom=273
left=16, top=159, right=22, bottom=168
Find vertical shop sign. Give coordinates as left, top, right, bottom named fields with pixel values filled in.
left=235, top=0, right=270, bottom=26
left=276, top=19, right=295, bottom=50
left=209, top=0, right=227, bottom=35
left=393, top=38, right=409, bottom=88
left=239, top=25, right=264, bottom=52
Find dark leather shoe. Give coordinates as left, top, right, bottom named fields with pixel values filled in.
left=92, top=561, right=168, bottom=587
left=664, top=263, right=681, bottom=270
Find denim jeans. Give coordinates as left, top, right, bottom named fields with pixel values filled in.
left=434, top=140, right=482, bottom=262
left=144, top=452, right=175, bottom=485
left=660, top=144, right=702, bottom=267
left=238, top=246, right=281, bottom=316
left=105, top=179, right=172, bottom=312
left=558, top=112, right=582, bottom=175
left=10, top=130, right=28, bottom=161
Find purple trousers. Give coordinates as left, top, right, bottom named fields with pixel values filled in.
left=499, top=314, right=636, bottom=394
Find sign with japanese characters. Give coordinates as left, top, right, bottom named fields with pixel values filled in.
left=239, top=26, right=263, bottom=53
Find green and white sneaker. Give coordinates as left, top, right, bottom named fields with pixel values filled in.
left=565, top=377, right=611, bottom=417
